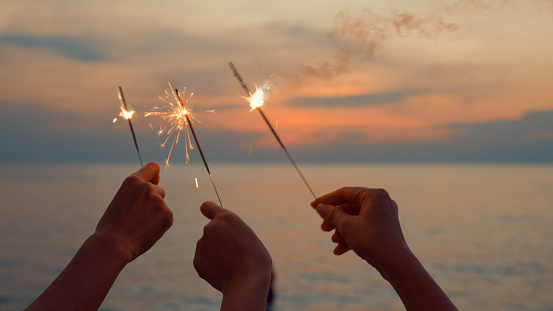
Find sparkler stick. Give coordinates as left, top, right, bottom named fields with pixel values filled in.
left=174, top=89, right=223, bottom=207
left=228, top=62, right=318, bottom=201
left=118, top=86, right=143, bottom=167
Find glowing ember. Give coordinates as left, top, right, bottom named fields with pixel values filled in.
left=116, top=86, right=143, bottom=167
left=245, top=84, right=271, bottom=111
left=113, top=99, right=136, bottom=122
left=120, top=108, right=135, bottom=120
left=247, top=88, right=264, bottom=111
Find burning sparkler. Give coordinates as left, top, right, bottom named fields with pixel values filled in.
left=145, top=83, right=194, bottom=168
left=145, top=82, right=222, bottom=206
left=116, top=86, right=143, bottom=167
left=228, top=62, right=318, bottom=201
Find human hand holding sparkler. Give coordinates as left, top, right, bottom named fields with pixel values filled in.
left=26, top=162, right=173, bottom=311
left=96, top=162, right=173, bottom=262
left=311, top=187, right=458, bottom=311
left=194, top=201, right=272, bottom=311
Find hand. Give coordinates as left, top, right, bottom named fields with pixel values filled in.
left=194, top=202, right=272, bottom=311
left=25, top=162, right=174, bottom=311
left=95, top=162, right=173, bottom=263
left=312, top=187, right=458, bottom=310
left=311, top=187, right=409, bottom=273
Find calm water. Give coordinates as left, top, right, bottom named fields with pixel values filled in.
left=1, top=163, right=552, bottom=310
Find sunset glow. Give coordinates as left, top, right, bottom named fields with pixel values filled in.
left=1, top=0, right=552, bottom=163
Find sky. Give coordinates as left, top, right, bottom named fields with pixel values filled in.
left=1, top=0, right=553, bottom=164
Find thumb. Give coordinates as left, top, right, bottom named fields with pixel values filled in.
left=316, top=204, right=347, bottom=229
left=134, top=162, right=161, bottom=183
left=200, top=201, right=224, bottom=220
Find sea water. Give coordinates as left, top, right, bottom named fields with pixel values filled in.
left=1, top=163, right=552, bottom=310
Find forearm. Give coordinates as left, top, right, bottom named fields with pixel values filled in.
left=26, top=233, right=129, bottom=311
left=220, top=275, right=271, bottom=311
left=381, top=251, right=457, bottom=311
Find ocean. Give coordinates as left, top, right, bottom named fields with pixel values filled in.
left=1, top=163, right=552, bottom=310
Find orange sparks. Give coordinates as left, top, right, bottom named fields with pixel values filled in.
left=144, top=82, right=195, bottom=168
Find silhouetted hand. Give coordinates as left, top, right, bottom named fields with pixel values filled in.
left=96, top=162, right=173, bottom=263
left=26, top=162, right=173, bottom=311
left=194, top=201, right=272, bottom=311
left=311, top=187, right=406, bottom=272
left=312, top=187, right=458, bottom=311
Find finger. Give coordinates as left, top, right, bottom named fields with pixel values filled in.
left=321, top=220, right=334, bottom=232
left=152, top=184, right=166, bottom=199
left=391, top=200, right=399, bottom=217
left=151, top=172, right=160, bottom=185
left=338, top=204, right=359, bottom=215
left=312, top=187, right=368, bottom=207
left=200, top=201, right=224, bottom=220
left=316, top=203, right=349, bottom=229
left=333, top=241, right=351, bottom=255
left=134, top=162, right=161, bottom=183
left=319, top=205, right=356, bottom=232
left=331, top=230, right=344, bottom=243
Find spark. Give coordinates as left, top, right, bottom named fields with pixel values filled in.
left=117, top=86, right=143, bottom=167
left=144, top=82, right=194, bottom=168
left=145, top=84, right=223, bottom=205
left=229, top=62, right=318, bottom=201
left=195, top=177, right=199, bottom=188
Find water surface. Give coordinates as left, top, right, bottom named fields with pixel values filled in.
left=1, top=163, right=552, bottom=310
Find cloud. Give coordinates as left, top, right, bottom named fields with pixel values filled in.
left=281, top=109, right=553, bottom=163
left=0, top=0, right=552, bottom=165
left=287, top=90, right=418, bottom=107
left=450, top=110, right=553, bottom=145
left=0, top=34, right=106, bottom=61
left=2, top=95, right=552, bottom=163
left=284, top=4, right=460, bottom=84
left=285, top=0, right=547, bottom=85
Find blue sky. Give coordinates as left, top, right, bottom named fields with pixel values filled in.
left=1, top=0, right=553, bottom=164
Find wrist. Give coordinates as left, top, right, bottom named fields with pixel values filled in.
left=225, top=271, right=272, bottom=295
left=370, top=245, right=417, bottom=282
left=86, top=232, right=134, bottom=265
left=221, top=271, right=272, bottom=311
left=375, top=247, right=427, bottom=289
left=372, top=248, right=458, bottom=310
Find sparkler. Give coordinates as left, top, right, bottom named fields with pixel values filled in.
left=174, top=88, right=223, bottom=207
left=228, top=62, right=318, bottom=201
left=117, top=86, right=143, bottom=167
left=145, top=83, right=194, bottom=168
